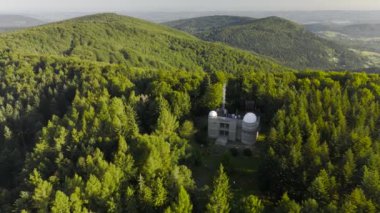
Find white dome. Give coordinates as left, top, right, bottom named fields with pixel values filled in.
left=209, top=111, right=218, bottom=117
left=243, top=112, right=257, bottom=123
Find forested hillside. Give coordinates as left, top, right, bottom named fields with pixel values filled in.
left=165, top=15, right=255, bottom=35
left=166, top=16, right=370, bottom=70
left=0, top=14, right=288, bottom=74
left=0, top=13, right=379, bottom=212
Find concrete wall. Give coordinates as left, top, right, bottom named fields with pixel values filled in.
left=208, top=117, right=219, bottom=138
left=241, top=118, right=259, bottom=145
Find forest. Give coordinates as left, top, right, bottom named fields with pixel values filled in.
left=0, top=13, right=379, bottom=212
left=165, top=16, right=371, bottom=70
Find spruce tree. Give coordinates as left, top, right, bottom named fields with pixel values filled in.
left=206, top=164, right=232, bottom=213
left=241, top=195, right=264, bottom=213
left=165, top=186, right=193, bottom=213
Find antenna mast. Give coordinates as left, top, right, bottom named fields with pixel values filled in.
left=222, top=84, right=226, bottom=111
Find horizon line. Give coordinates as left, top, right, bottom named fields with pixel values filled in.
left=1, top=9, right=380, bottom=14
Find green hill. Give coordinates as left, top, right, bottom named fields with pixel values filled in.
left=0, top=13, right=289, bottom=73
left=166, top=16, right=369, bottom=69
left=165, top=15, right=255, bottom=34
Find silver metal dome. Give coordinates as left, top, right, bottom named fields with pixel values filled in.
left=209, top=111, right=218, bottom=118
left=243, top=112, right=257, bottom=123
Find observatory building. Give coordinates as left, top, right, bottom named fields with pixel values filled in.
left=207, top=85, right=260, bottom=146
left=208, top=110, right=260, bottom=146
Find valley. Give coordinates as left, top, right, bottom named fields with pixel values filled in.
left=306, top=23, right=380, bottom=71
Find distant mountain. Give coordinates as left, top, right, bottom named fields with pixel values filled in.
left=166, top=15, right=370, bottom=69
left=0, top=15, right=43, bottom=27
left=165, top=15, right=256, bottom=34
left=123, top=10, right=380, bottom=24
left=0, top=27, right=18, bottom=32
left=306, top=23, right=380, bottom=38
left=0, top=13, right=290, bottom=73
left=0, top=15, right=44, bottom=32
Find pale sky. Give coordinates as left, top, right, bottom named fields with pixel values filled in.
left=1, top=0, right=380, bottom=12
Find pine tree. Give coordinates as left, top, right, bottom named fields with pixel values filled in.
left=51, top=191, right=70, bottom=213
left=153, top=177, right=167, bottom=207
left=276, top=193, right=301, bottom=213
left=29, top=170, right=53, bottom=212
left=308, top=169, right=337, bottom=206
left=202, top=83, right=223, bottom=109
left=179, top=120, right=196, bottom=139
left=362, top=166, right=380, bottom=205
left=206, top=164, right=232, bottom=213
left=301, top=199, right=319, bottom=213
left=341, top=188, right=376, bottom=213
left=342, top=149, right=355, bottom=187
left=155, top=107, right=179, bottom=137
left=241, top=195, right=264, bottom=213
left=165, top=185, right=193, bottom=213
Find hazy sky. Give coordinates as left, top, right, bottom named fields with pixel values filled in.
left=1, top=0, right=380, bottom=12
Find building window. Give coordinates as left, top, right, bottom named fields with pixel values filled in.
left=220, top=123, right=230, bottom=129
left=219, top=130, right=229, bottom=136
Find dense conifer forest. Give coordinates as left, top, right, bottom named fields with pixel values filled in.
left=0, top=13, right=379, bottom=212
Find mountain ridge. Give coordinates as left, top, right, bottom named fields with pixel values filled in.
left=165, top=15, right=370, bottom=69
left=0, top=13, right=291, bottom=73
left=0, top=15, right=44, bottom=32
left=0, top=15, right=43, bottom=27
